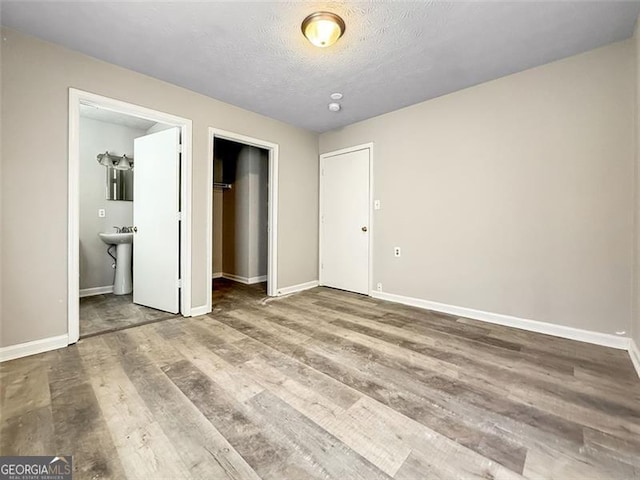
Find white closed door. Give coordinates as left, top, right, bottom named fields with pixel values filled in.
left=133, top=127, right=181, bottom=313
left=320, top=147, right=370, bottom=295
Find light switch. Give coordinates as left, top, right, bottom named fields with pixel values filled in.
left=98, top=208, right=106, bottom=218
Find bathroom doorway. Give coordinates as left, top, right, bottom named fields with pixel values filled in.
left=69, top=89, right=193, bottom=341
left=206, top=128, right=279, bottom=312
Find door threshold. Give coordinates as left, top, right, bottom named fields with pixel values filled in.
left=79, top=315, right=177, bottom=340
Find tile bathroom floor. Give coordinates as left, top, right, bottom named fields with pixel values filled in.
left=79, top=293, right=178, bottom=338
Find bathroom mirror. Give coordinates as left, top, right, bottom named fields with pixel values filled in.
left=106, top=167, right=133, bottom=201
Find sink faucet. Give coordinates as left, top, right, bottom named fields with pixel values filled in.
left=112, top=226, right=122, bottom=233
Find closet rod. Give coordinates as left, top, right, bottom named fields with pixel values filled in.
left=213, top=182, right=232, bottom=190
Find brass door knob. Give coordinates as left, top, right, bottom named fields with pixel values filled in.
left=361, top=226, right=368, bottom=232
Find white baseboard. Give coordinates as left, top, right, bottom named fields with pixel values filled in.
left=0, top=334, right=69, bottom=363
left=212, top=272, right=223, bottom=279
left=190, top=305, right=211, bottom=317
left=216, top=273, right=267, bottom=285
left=629, top=339, right=640, bottom=379
left=79, top=285, right=113, bottom=297
left=277, top=280, right=319, bottom=296
left=370, top=291, right=629, bottom=350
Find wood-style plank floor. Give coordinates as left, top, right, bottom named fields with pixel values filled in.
left=2, top=279, right=640, bottom=479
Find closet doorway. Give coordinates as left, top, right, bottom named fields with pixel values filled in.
left=206, top=129, right=278, bottom=311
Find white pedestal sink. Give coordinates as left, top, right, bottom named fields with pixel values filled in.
left=99, top=232, right=134, bottom=295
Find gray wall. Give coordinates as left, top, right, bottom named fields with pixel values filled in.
left=222, top=183, right=236, bottom=276
left=255, top=148, right=269, bottom=279
left=212, top=156, right=224, bottom=275
left=1, top=28, right=318, bottom=347
left=217, top=144, right=268, bottom=280
left=320, top=40, right=635, bottom=336
left=79, top=117, right=144, bottom=290
left=243, top=146, right=268, bottom=279
left=634, top=21, right=640, bottom=350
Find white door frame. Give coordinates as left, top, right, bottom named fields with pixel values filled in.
left=68, top=88, right=193, bottom=344
left=206, top=127, right=279, bottom=308
left=319, top=143, right=374, bottom=295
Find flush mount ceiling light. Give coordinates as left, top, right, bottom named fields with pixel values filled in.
left=301, top=11, right=345, bottom=48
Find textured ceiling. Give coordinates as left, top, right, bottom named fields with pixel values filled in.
left=80, top=104, right=158, bottom=130
left=3, top=1, right=640, bottom=133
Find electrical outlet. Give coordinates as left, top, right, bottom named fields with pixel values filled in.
left=98, top=208, right=106, bottom=218
left=376, top=282, right=383, bottom=292
left=394, top=247, right=401, bottom=257
left=374, top=200, right=381, bottom=210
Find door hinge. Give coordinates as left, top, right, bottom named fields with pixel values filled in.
left=177, top=211, right=182, bottom=221
left=177, top=144, right=183, bottom=153
left=177, top=279, right=182, bottom=288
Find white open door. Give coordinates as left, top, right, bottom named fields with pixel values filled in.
left=320, top=147, right=370, bottom=295
left=133, top=127, right=181, bottom=313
